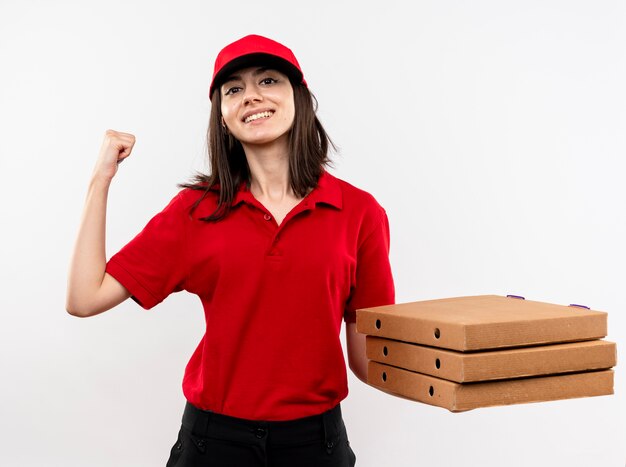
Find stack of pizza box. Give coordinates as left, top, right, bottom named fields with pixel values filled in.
left=356, top=295, right=616, bottom=412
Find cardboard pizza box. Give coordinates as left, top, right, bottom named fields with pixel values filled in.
left=357, top=295, right=607, bottom=351
left=366, top=337, right=616, bottom=382
left=368, top=361, right=614, bottom=412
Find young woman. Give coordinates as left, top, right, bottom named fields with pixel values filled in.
left=67, top=34, right=394, bottom=467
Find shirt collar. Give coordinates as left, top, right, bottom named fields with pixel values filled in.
left=229, top=169, right=343, bottom=210
left=306, top=169, right=343, bottom=209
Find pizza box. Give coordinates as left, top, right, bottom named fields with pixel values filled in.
left=368, top=361, right=614, bottom=412
left=366, top=336, right=616, bottom=382
left=357, top=295, right=607, bottom=351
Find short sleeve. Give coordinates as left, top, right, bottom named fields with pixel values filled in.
left=344, top=208, right=395, bottom=323
left=105, top=192, right=188, bottom=310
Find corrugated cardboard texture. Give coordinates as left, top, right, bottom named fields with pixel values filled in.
left=366, top=337, right=617, bottom=382
left=368, top=361, right=614, bottom=412
left=357, top=295, right=607, bottom=351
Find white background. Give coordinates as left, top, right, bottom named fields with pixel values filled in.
left=1, top=1, right=624, bottom=466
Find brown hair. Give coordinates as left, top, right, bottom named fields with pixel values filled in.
left=179, top=81, right=335, bottom=221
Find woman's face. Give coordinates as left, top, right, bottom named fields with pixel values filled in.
left=220, top=66, right=295, bottom=149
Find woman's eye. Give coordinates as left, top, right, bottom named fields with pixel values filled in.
left=224, top=86, right=241, bottom=96
left=260, top=77, right=277, bottom=85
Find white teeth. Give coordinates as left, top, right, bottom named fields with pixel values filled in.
left=244, top=111, right=273, bottom=123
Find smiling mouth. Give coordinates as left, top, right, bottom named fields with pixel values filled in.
left=244, top=111, right=274, bottom=123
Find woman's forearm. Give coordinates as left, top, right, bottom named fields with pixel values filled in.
left=66, top=177, right=115, bottom=316
left=346, top=322, right=369, bottom=384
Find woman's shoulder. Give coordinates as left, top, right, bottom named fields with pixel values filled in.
left=325, top=172, right=386, bottom=213
left=149, top=184, right=218, bottom=221
left=321, top=172, right=389, bottom=236
left=176, top=184, right=214, bottom=201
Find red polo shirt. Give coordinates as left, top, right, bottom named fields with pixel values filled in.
left=105, top=170, right=394, bottom=421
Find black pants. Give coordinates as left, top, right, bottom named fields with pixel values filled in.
left=166, top=402, right=357, bottom=467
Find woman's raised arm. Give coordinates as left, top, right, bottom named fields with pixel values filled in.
left=65, top=130, right=135, bottom=317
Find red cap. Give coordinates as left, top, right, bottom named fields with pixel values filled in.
left=209, top=34, right=307, bottom=97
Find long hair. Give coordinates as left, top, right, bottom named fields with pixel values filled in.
left=179, top=81, right=335, bottom=222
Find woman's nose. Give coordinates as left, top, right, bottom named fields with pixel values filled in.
left=243, top=86, right=262, bottom=105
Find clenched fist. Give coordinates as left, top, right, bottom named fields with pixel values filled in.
left=92, top=129, right=136, bottom=182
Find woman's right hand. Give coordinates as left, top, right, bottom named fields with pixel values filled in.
left=92, top=129, right=136, bottom=182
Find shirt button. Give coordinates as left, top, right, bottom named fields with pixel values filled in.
left=263, top=214, right=271, bottom=221
left=255, top=427, right=266, bottom=439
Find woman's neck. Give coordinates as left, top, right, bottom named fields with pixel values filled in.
left=243, top=140, right=296, bottom=200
